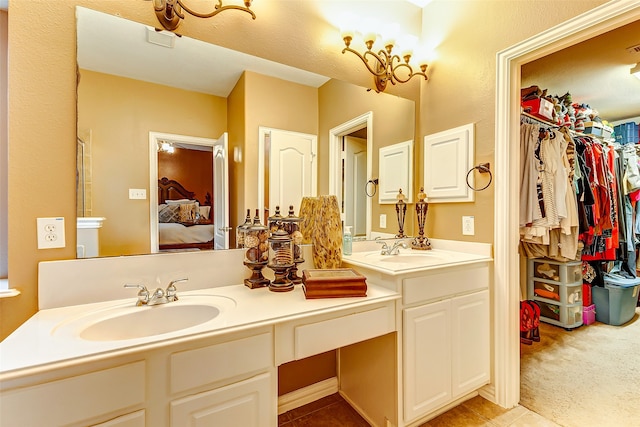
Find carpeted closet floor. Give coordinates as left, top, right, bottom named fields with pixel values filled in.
left=520, top=308, right=640, bottom=427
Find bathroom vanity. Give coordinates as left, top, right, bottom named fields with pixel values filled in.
left=342, top=238, right=492, bottom=426
left=0, top=241, right=491, bottom=427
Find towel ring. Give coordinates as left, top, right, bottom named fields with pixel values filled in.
left=466, top=163, right=492, bottom=192
left=365, top=178, right=378, bottom=197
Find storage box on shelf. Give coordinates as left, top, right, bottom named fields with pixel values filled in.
left=584, top=121, right=604, bottom=137
left=527, top=259, right=583, bottom=329
left=614, top=122, right=639, bottom=145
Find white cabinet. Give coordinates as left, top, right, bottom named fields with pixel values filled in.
left=0, top=361, right=145, bottom=426
left=451, top=290, right=490, bottom=398
left=170, top=373, right=271, bottom=427
left=404, top=299, right=451, bottom=421
left=403, top=289, right=490, bottom=423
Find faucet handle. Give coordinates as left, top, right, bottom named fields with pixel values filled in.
left=124, top=284, right=149, bottom=306
left=166, top=278, right=188, bottom=302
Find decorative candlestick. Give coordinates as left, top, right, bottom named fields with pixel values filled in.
left=395, top=188, right=407, bottom=238
left=267, top=229, right=294, bottom=292
left=411, top=187, right=432, bottom=250
left=282, top=205, right=304, bottom=284
left=242, top=209, right=271, bottom=288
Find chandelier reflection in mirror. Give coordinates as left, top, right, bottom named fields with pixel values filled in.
left=153, top=0, right=256, bottom=31
left=341, top=24, right=428, bottom=93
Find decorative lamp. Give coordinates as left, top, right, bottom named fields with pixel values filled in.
left=241, top=209, right=270, bottom=288
left=281, top=205, right=304, bottom=284
left=153, top=0, right=256, bottom=32
left=267, top=229, right=294, bottom=292
left=395, top=188, right=407, bottom=238
left=341, top=29, right=428, bottom=93
left=236, top=209, right=252, bottom=248
left=411, top=187, right=431, bottom=250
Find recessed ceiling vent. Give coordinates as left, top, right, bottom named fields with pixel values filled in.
left=626, top=43, right=640, bottom=54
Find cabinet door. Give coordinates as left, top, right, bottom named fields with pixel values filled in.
left=403, top=299, right=451, bottom=422
left=171, top=372, right=273, bottom=427
left=451, top=290, right=490, bottom=398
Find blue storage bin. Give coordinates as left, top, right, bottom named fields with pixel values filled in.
left=592, top=274, right=640, bottom=325
left=614, top=122, right=639, bottom=145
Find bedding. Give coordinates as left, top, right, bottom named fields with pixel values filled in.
left=158, top=177, right=214, bottom=250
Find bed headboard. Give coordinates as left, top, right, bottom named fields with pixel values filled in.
left=158, top=177, right=212, bottom=209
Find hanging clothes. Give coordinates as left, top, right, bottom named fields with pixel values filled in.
left=519, top=121, right=579, bottom=261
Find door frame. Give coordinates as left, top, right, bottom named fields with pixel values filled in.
left=149, top=131, right=218, bottom=253
left=493, top=1, right=640, bottom=408
left=329, top=111, right=374, bottom=240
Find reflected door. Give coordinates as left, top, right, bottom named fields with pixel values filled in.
left=264, top=128, right=317, bottom=215
left=343, top=136, right=367, bottom=237
left=213, top=133, right=229, bottom=250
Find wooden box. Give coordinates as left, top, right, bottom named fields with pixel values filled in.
left=302, top=268, right=367, bottom=299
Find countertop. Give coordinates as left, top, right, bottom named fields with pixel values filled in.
left=0, top=283, right=399, bottom=379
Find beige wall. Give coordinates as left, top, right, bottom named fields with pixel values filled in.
left=78, top=70, right=226, bottom=256
left=1, top=0, right=610, bottom=340
left=318, top=78, right=416, bottom=236
left=417, top=0, right=607, bottom=244
left=243, top=71, right=319, bottom=217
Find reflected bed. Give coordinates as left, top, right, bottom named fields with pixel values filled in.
left=158, top=177, right=214, bottom=251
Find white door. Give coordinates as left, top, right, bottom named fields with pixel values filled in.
left=261, top=128, right=317, bottom=216
left=343, top=136, right=367, bottom=237
left=213, top=133, right=229, bottom=250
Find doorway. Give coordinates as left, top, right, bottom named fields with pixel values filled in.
left=493, top=2, right=640, bottom=409
left=329, top=112, right=374, bottom=240
left=149, top=131, right=229, bottom=252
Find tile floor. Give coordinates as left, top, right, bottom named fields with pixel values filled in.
left=278, top=393, right=560, bottom=427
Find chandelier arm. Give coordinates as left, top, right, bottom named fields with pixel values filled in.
left=389, top=59, right=429, bottom=83
left=176, top=0, right=256, bottom=20
left=342, top=47, right=390, bottom=77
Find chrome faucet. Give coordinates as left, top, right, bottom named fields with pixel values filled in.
left=376, top=239, right=408, bottom=255
left=124, top=278, right=188, bottom=306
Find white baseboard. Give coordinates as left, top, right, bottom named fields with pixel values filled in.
left=278, top=377, right=339, bottom=415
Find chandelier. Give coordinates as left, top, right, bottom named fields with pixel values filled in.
left=153, top=0, right=256, bottom=31
left=341, top=31, right=428, bottom=93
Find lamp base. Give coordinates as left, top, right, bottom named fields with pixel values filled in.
left=411, top=236, right=432, bottom=250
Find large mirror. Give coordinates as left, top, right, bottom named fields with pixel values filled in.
left=76, top=7, right=416, bottom=258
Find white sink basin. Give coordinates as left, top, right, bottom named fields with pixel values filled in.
left=52, top=295, right=236, bottom=342
left=79, top=304, right=220, bottom=341
left=343, top=248, right=485, bottom=272
left=365, top=252, right=446, bottom=264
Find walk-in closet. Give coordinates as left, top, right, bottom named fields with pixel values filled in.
left=517, top=18, right=640, bottom=427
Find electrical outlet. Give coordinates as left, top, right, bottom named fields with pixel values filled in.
left=129, top=188, right=147, bottom=200
left=462, top=215, right=475, bottom=236
left=380, top=214, right=387, bottom=229
left=37, top=217, right=66, bottom=249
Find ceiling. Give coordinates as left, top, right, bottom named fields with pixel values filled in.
left=77, top=7, right=640, bottom=122
left=522, top=19, right=640, bottom=123
left=76, top=7, right=329, bottom=98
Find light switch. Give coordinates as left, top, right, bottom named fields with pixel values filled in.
left=380, top=214, right=387, bottom=229
left=129, top=189, right=147, bottom=200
